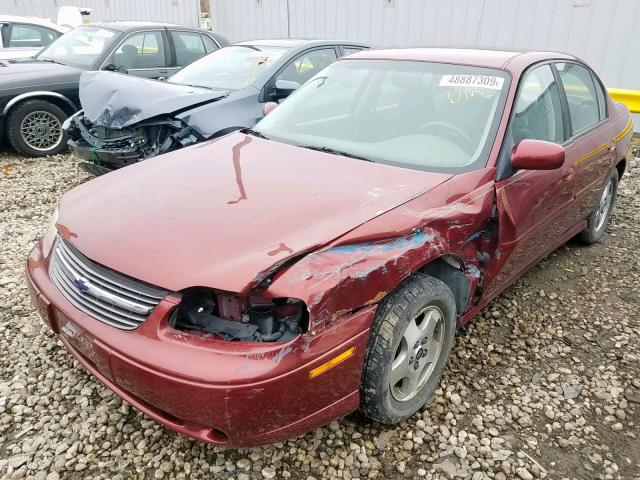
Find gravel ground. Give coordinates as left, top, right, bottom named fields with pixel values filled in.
left=0, top=148, right=638, bottom=480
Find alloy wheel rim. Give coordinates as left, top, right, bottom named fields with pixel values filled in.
left=390, top=305, right=444, bottom=402
left=594, top=179, right=613, bottom=232
left=20, top=111, right=62, bottom=152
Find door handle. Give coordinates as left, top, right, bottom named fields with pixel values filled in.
left=608, top=141, right=616, bottom=153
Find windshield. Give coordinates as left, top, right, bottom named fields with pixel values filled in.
left=254, top=59, right=510, bottom=173
left=37, top=26, right=117, bottom=68
left=168, top=45, right=289, bottom=91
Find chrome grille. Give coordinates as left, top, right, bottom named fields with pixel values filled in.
left=49, top=237, right=168, bottom=329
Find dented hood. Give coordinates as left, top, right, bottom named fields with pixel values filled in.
left=57, top=133, right=452, bottom=293
left=79, top=71, right=228, bottom=129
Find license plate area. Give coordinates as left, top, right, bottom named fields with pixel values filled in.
left=57, top=312, right=98, bottom=364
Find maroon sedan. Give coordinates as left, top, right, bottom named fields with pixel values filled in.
left=27, top=48, right=632, bottom=446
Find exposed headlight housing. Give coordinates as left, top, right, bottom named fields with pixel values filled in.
left=169, top=287, right=307, bottom=343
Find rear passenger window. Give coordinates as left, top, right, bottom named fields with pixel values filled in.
left=512, top=64, right=565, bottom=144
left=591, top=72, right=607, bottom=120
left=171, top=31, right=208, bottom=66
left=556, top=62, right=601, bottom=135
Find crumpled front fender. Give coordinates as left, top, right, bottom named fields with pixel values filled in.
left=267, top=229, right=447, bottom=331
left=264, top=168, right=498, bottom=332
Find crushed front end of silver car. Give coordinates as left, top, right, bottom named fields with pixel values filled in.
left=66, top=113, right=200, bottom=173
left=65, top=71, right=228, bottom=173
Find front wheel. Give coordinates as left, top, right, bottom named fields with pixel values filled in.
left=360, top=273, right=457, bottom=424
left=6, top=100, right=69, bottom=157
left=578, top=168, right=619, bottom=244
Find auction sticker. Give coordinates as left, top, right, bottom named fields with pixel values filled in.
left=439, top=74, right=504, bottom=90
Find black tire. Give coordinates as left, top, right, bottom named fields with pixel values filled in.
left=578, top=168, right=619, bottom=245
left=6, top=100, right=68, bottom=157
left=360, top=273, right=457, bottom=424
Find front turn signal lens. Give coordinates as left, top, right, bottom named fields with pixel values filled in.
left=308, top=347, right=355, bottom=379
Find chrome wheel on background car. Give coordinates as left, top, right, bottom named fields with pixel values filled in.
left=6, top=99, right=69, bottom=157
left=390, top=305, right=444, bottom=402
left=360, top=273, right=456, bottom=424
left=20, top=110, right=63, bottom=152
left=579, top=168, right=619, bottom=245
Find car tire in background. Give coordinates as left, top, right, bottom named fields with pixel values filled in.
left=6, top=100, right=69, bottom=157
left=360, top=273, right=457, bottom=424
left=578, top=167, right=619, bottom=244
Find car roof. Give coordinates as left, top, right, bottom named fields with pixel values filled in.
left=345, top=47, right=577, bottom=71
left=86, top=21, right=205, bottom=32
left=0, top=15, right=66, bottom=32
left=235, top=38, right=371, bottom=49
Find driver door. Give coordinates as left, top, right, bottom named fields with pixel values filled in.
left=485, top=63, right=576, bottom=296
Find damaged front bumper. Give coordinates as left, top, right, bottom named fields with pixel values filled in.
left=68, top=139, right=142, bottom=174
left=65, top=112, right=200, bottom=174
left=26, top=240, right=374, bottom=446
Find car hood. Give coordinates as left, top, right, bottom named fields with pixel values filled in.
left=79, top=71, right=229, bottom=129
left=0, top=49, right=41, bottom=61
left=57, top=133, right=452, bottom=293
left=0, top=59, right=82, bottom=88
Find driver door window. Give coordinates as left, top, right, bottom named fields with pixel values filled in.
left=512, top=64, right=565, bottom=145
left=276, top=48, right=338, bottom=87
left=112, top=31, right=167, bottom=76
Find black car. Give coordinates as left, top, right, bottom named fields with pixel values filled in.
left=0, top=21, right=228, bottom=157
left=64, top=39, right=370, bottom=173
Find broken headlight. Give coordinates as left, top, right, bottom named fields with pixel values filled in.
left=169, top=288, right=307, bottom=342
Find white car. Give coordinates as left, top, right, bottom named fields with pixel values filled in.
left=0, top=15, right=68, bottom=60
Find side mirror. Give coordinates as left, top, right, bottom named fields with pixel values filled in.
left=273, top=79, right=300, bottom=98
left=102, top=63, right=127, bottom=74
left=511, top=139, right=565, bottom=171
left=262, top=101, right=278, bottom=116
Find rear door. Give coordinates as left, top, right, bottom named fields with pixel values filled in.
left=486, top=63, right=574, bottom=296
left=554, top=61, right=615, bottom=225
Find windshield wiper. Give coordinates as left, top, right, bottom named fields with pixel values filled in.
left=179, top=83, right=214, bottom=90
left=299, top=145, right=374, bottom=162
left=39, top=58, right=65, bottom=65
left=243, top=128, right=270, bottom=140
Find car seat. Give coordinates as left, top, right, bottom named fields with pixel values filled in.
left=114, top=44, right=138, bottom=70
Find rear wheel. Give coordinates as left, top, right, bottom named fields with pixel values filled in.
left=578, top=168, right=618, bottom=244
left=6, top=100, right=68, bottom=157
left=360, top=273, right=457, bottom=424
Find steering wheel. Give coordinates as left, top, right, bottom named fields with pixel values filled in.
left=419, top=121, right=476, bottom=154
